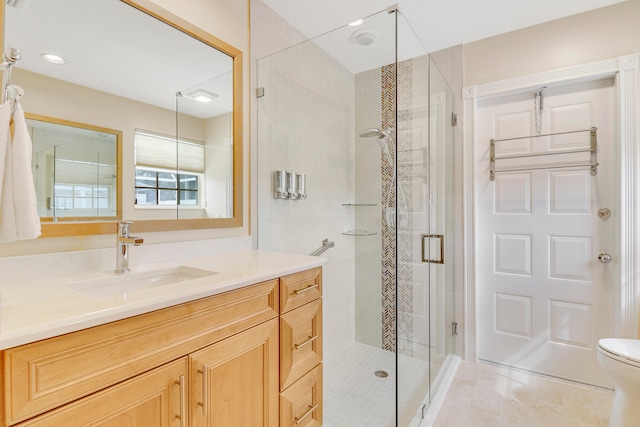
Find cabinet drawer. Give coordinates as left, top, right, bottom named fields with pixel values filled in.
left=280, top=364, right=322, bottom=427
left=280, top=267, right=322, bottom=314
left=4, top=279, right=279, bottom=425
left=17, top=357, right=188, bottom=427
left=280, top=299, right=322, bottom=390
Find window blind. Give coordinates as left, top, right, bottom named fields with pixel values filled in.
left=135, top=130, right=204, bottom=173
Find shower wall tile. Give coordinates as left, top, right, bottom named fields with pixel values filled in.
left=354, top=67, right=384, bottom=347
left=251, top=0, right=356, bottom=363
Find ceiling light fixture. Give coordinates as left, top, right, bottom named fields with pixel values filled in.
left=40, top=53, right=66, bottom=64
left=348, top=19, right=364, bottom=27
left=186, top=89, right=219, bottom=103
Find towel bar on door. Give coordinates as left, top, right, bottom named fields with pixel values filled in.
left=490, top=127, right=598, bottom=181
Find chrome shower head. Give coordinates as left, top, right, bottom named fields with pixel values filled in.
left=359, top=128, right=389, bottom=139
left=359, top=128, right=394, bottom=154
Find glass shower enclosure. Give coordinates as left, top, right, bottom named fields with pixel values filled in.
left=257, top=7, right=457, bottom=426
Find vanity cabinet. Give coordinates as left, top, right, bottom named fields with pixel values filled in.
left=3, top=278, right=279, bottom=426
left=279, top=268, right=323, bottom=427
left=0, top=266, right=323, bottom=427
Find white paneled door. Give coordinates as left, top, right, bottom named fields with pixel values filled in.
left=477, top=78, right=616, bottom=387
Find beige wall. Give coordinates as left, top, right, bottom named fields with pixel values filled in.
left=464, top=0, right=640, bottom=86
left=0, top=0, right=249, bottom=256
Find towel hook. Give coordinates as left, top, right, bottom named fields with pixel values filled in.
left=1, top=47, right=22, bottom=104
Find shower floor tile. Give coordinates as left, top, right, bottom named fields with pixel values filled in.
left=433, top=361, right=615, bottom=427
left=324, top=342, right=433, bottom=427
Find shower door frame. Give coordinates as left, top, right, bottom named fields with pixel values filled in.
left=462, top=54, right=640, bottom=362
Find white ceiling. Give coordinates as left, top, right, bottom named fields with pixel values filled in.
left=2, top=0, right=629, bottom=113
left=262, top=0, right=628, bottom=73
left=4, top=0, right=234, bottom=119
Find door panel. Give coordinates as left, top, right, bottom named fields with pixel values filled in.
left=477, top=78, right=615, bottom=387
left=190, top=319, right=279, bottom=427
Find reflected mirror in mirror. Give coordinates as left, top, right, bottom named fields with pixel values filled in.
left=28, top=115, right=122, bottom=222
left=3, top=0, right=243, bottom=235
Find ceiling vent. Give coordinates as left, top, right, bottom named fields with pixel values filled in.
left=6, top=0, right=32, bottom=9
left=350, top=29, right=379, bottom=47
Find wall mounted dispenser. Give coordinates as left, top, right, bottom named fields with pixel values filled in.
left=287, top=171, right=298, bottom=199
left=274, top=170, right=287, bottom=199
left=273, top=170, right=307, bottom=200
left=297, top=173, right=307, bottom=199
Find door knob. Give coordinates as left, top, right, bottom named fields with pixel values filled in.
left=598, top=252, right=612, bottom=263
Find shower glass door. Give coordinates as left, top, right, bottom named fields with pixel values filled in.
left=256, top=6, right=457, bottom=426
left=394, top=11, right=457, bottom=426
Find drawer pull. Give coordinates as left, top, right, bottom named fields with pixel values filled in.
left=175, top=375, right=186, bottom=427
left=294, top=335, right=318, bottom=350
left=197, top=366, right=209, bottom=415
left=294, top=284, right=318, bottom=294
left=295, top=403, right=319, bottom=424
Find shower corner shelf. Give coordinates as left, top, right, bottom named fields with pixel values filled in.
left=341, top=203, right=378, bottom=206
left=342, top=229, right=377, bottom=236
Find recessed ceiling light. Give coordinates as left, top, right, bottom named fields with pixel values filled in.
left=186, top=89, right=219, bottom=103
left=40, top=53, right=66, bottom=64
left=348, top=19, right=364, bottom=27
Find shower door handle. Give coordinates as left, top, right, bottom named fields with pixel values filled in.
left=422, top=234, right=444, bottom=264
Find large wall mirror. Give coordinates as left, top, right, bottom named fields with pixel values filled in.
left=2, top=0, right=243, bottom=237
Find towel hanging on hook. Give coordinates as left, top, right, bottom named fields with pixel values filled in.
left=6, top=84, right=24, bottom=117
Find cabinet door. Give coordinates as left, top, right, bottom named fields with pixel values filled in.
left=18, top=358, right=188, bottom=427
left=190, top=319, right=279, bottom=427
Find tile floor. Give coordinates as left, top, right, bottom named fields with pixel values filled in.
left=324, top=343, right=614, bottom=427
left=324, top=342, right=432, bottom=427
left=433, top=361, right=615, bottom=427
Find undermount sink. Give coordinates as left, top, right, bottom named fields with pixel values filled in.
left=67, top=266, right=218, bottom=298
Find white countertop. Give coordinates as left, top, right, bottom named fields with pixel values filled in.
left=0, top=250, right=325, bottom=350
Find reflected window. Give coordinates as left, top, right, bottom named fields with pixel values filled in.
left=134, top=130, right=204, bottom=208
left=53, top=184, right=110, bottom=210
left=134, top=168, right=200, bottom=206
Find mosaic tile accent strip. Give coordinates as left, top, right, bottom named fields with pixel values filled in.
left=396, top=59, right=415, bottom=358
left=380, top=63, right=396, bottom=352
left=380, top=59, right=415, bottom=353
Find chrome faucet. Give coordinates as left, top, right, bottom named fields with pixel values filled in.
left=115, top=221, right=144, bottom=274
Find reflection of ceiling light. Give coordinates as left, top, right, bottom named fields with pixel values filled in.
left=40, top=53, right=66, bottom=64
left=348, top=19, right=363, bottom=27
left=186, top=89, right=219, bottom=103
left=6, top=0, right=32, bottom=10
left=350, top=29, right=379, bottom=46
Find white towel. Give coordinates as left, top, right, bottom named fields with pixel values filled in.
left=0, top=103, right=9, bottom=209
left=0, top=102, right=41, bottom=242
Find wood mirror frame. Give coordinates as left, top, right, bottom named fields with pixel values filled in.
left=1, top=0, right=243, bottom=237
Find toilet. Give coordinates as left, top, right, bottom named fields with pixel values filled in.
left=597, top=338, right=640, bottom=427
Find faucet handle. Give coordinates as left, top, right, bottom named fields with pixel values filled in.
left=117, top=221, right=134, bottom=237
